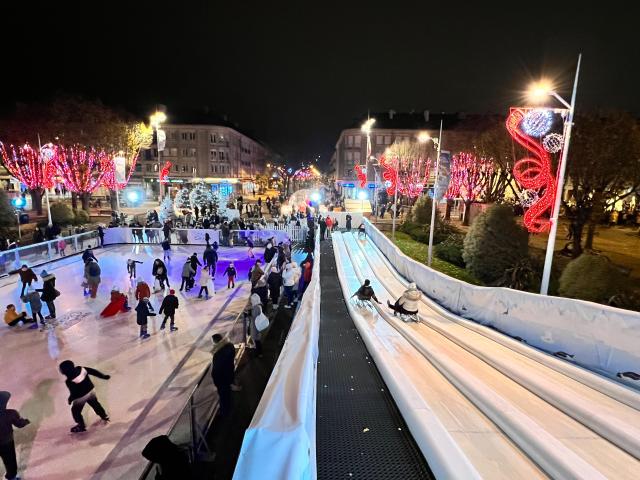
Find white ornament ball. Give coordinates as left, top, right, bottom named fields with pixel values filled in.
left=542, top=133, right=564, bottom=153
left=522, top=109, right=554, bottom=137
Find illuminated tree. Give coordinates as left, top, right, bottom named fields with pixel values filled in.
left=0, top=142, right=54, bottom=214
left=52, top=145, right=110, bottom=211
left=174, top=187, right=191, bottom=214
left=189, top=181, right=213, bottom=210
left=452, top=152, right=494, bottom=226
left=381, top=140, right=431, bottom=199
left=158, top=196, right=175, bottom=223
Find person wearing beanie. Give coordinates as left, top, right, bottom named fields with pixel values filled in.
left=21, top=287, right=45, bottom=328
left=223, top=262, right=237, bottom=289
left=0, top=391, right=30, bottom=480
left=58, top=360, right=110, bottom=433
left=36, top=270, right=58, bottom=319
left=159, top=290, right=179, bottom=332
left=135, top=297, right=156, bottom=339
left=18, top=265, right=37, bottom=297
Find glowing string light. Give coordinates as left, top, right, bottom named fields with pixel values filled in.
left=521, top=108, right=554, bottom=137
left=542, top=133, right=564, bottom=153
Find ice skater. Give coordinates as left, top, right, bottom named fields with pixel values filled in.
left=224, top=262, right=237, bottom=289
left=387, top=282, right=421, bottom=321
left=84, top=258, right=101, bottom=299
left=18, top=264, right=37, bottom=296
left=161, top=238, right=171, bottom=263
left=58, top=360, right=110, bottom=433
left=57, top=236, right=67, bottom=256
left=82, top=247, right=98, bottom=264
left=197, top=268, right=214, bottom=299
left=100, top=288, right=130, bottom=317
left=127, top=259, right=144, bottom=279
left=135, top=279, right=151, bottom=301
left=135, top=297, right=156, bottom=339
left=21, top=287, right=46, bottom=328
left=37, top=270, right=59, bottom=319
left=180, top=259, right=195, bottom=292
left=152, top=259, right=170, bottom=290
left=0, top=391, right=31, bottom=480
left=159, top=289, right=179, bottom=331
left=246, top=236, right=255, bottom=259
left=4, top=304, right=35, bottom=328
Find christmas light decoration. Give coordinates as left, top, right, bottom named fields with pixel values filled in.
left=517, top=189, right=540, bottom=208
left=451, top=152, right=494, bottom=205
left=159, top=161, right=172, bottom=183
left=52, top=145, right=111, bottom=195
left=158, top=196, right=176, bottom=223
left=189, top=181, right=214, bottom=209
left=542, top=133, right=564, bottom=153
left=506, top=108, right=557, bottom=233
left=102, top=152, right=139, bottom=190
left=354, top=164, right=367, bottom=188
left=173, top=187, right=191, bottom=213
left=0, top=142, right=54, bottom=190
left=521, top=108, right=554, bottom=138
left=380, top=141, right=431, bottom=198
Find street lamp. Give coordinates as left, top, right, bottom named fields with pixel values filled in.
left=361, top=117, right=376, bottom=210
left=416, top=122, right=443, bottom=267
left=528, top=54, right=582, bottom=295
left=150, top=111, right=167, bottom=203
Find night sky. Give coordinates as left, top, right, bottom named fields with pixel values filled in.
left=2, top=1, right=639, bottom=167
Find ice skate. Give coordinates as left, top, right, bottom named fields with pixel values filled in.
left=70, top=424, right=87, bottom=433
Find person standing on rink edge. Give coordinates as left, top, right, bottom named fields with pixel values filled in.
left=58, top=360, right=110, bottom=433
left=0, top=391, right=30, bottom=480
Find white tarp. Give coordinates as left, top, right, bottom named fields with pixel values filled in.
left=233, top=233, right=321, bottom=480
left=364, top=220, right=640, bottom=381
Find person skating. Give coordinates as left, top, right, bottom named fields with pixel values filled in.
left=84, top=258, right=101, bottom=299
left=188, top=253, right=201, bottom=289
left=58, top=360, right=110, bottom=433
left=21, top=287, right=45, bottom=328
left=351, top=279, right=382, bottom=304
left=159, top=289, right=179, bottom=331
left=57, top=236, right=67, bottom=256
left=223, top=263, right=236, bottom=289
left=97, top=225, right=105, bottom=247
left=210, top=334, right=240, bottom=417
left=202, top=244, right=218, bottom=276
left=135, top=279, right=151, bottom=301
left=127, top=259, right=143, bottom=279
left=152, top=259, right=170, bottom=290
left=100, top=288, right=130, bottom=317
left=161, top=238, right=172, bottom=263
left=4, top=304, right=36, bottom=328
left=197, top=268, right=214, bottom=299
left=37, top=270, right=58, bottom=320
left=180, top=260, right=195, bottom=292
left=246, top=236, right=255, bottom=259
left=18, top=265, right=37, bottom=297
left=387, top=283, right=421, bottom=320
left=135, top=297, right=156, bottom=339
left=0, top=391, right=30, bottom=480
left=81, top=247, right=98, bottom=264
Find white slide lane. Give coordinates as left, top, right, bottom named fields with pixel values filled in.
left=333, top=232, right=640, bottom=480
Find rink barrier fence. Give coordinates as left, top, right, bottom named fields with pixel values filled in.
left=102, top=226, right=306, bottom=246
left=364, top=219, right=640, bottom=385
left=0, top=230, right=100, bottom=276
left=233, top=229, right=320, bottom=480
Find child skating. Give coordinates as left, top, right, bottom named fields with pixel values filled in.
left=135, top=297, right=156, bottom=339
left=21, top=287, right=45, bottom=329
left=223, top=262, right=237, bottom=289
left=58, top=360, right=110, bottom=433
left=127, top=259, right=143, bottom=279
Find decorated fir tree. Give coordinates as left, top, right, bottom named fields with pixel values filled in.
left=173, top=187, right=191, bottom=215
left=210, top=191, right=220, bottom=215
left=158, top=196, right=176, bottom=223
left=188, top=181, right=213, bottom=210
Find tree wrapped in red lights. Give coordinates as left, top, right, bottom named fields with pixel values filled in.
left=451, top=152, right=494, bottom=226
left=0, top=142, right=55, bottom=214
left=443, top=169, right=462, bottom=221
left=380, top=140, right=431, bottom=199
left=52, top=146, right=111, bottom=211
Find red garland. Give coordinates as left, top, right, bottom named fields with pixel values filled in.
left=379, top=153, right=430, bottom=198
left=159, top=161, right=172, bottom=183
left=505, top=108, right=556, bottom=233
left=354, top=164, right=367, bottom=188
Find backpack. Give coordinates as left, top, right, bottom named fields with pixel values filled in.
left=255, top=308, right=269, bottom=332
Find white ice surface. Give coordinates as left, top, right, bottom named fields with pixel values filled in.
left=0, top=244, right=260, bottom=480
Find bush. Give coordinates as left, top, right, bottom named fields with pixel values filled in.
left=462, top=204, right=529, bottom=284
left=74, top=209, right=90, bottom=225
left=409, top=195, right=435, bottom=225
left=559, top=254, right=624, bottom=304
left=50, top=202, right=74, bottom=225
left=434, top=234, right=465, bottom=267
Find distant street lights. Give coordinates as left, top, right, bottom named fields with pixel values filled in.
left=528, top=54, right=582, bottom=295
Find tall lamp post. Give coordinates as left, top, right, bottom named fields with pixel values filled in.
left=420, top=120, right=443, bottom=267
left=361, top=117, right=376, bottom=213
left=529, top=54, right=582, bottom=295
left=150, top=111, right=167, bottom=203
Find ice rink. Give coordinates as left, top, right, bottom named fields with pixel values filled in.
left=1, top=243, right=262, bottom=480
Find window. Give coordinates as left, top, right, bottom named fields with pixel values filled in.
left=146, top=164, right=152, bottom=172
left=192, top=166, right=196, bottom=174
left=170, top=131, right=178, bottom=140
left=188, top=147, right=197, bottom=157
left=135, top=164, right=142, bottom=172
left=189, top=132, right=197, bottom=141
left=384, top=135, right=391, bottom=145
left=181, top=165, right=187, bottom=172
left=219, top=151, right=225, bottom=160
left=181, top=148, right=188, bottom=156
left=174, top=164, right=179, bottom=172
left=210, top=133, right=217, bottom=143
left=181, top=132, right=187, bottom=140
left=376, top=135, right=383, bottom=144
left=346, top=135, right=353, bottom=147
left=153, top=164, right=159, bottom=172
left=353, top=135, right=361, bottom=147
left=210, top=149, right=217, bottom=160
left=170, top=147, right=178, bottom=156
left=346, top=151, right=353, bottom=164
left=353, top=151, right=361, bottom=162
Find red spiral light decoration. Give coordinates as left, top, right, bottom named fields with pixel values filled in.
left=354, top=164, right=367, bottom=188
left=159, top=161, right=172, bottom=184
left=506, top=108, right=557, bottom=233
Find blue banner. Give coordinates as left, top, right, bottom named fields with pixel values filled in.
left=434, top=150, right=451, bottom=201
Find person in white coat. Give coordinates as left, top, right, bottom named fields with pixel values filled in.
left=387, top=283, right=421, bottom=320
left=282, top=263, right=296, bottom=308
left=198, top=268, right=214, bottom=299
left=291, top=262, right=301, bottom=300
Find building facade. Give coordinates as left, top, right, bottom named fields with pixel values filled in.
left=132, top=122, right=275, bottom=198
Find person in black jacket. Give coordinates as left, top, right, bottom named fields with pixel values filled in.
left=267, top=266, right=282, bottom=306
left=58, top=360, right=110, bottom=433
left=202, top=245, right=218, bottom=276
left=351, top=279, right=382, bottom=304
left=37, top=270, right=58, bottom=319
left=159, top=290, right=179, bottom=332
left=210, top=334, right=237, bottom=416
left=142, top=435, right=193, bottom=480
left=0, top=391, right=30, bottom=480
left=135, top=298, right=156, bottom=338
left=81, top=247, right=98, bottom=264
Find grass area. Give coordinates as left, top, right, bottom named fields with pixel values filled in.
left=385, top=231, right=481, bottom=285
